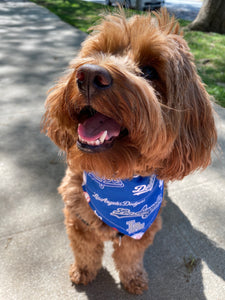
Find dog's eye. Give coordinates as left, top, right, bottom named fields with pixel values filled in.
left=141, top=66, right=158, bottom=81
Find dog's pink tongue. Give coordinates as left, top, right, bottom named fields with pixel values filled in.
left=78, top=112, right=121, bottom=142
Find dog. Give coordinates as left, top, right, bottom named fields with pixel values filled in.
left=42, top=8, right=217, bottom=294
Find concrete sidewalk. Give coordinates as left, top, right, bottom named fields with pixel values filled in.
left=0, top=1, right=224, bottom=299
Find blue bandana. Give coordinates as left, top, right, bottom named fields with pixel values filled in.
left=82, top=172, right=164, bottom=239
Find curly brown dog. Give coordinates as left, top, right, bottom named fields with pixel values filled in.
left=42, top=9, right=217, bottom=294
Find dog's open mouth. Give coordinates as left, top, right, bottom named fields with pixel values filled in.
left=77, top=106, right=127, bottom=153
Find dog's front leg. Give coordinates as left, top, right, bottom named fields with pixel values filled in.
left=112, top=236, right=149, bottom=294
left=112, top=215, right=162, bottom=294
left=65, top=216, right=104, bottom=285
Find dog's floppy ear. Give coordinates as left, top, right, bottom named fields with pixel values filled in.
left=159, top=35, right=217, bottom=180
left=41, top=74, right=76, bottom=151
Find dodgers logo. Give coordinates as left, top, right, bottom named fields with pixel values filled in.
left=88, top=173, right=124, bottom=189
left=110, top=195, right=162, bottom=220
left=92, top=192, right=145, bottom=207
left=126, top=220, right=145, bottom=234
left=132, top=175, right=156, bottom=196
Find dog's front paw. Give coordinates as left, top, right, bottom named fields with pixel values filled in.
left=120, top=270, right=149, bottom=295
left=69, top=264, right=97, bottom=286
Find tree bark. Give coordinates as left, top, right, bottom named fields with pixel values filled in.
left=135, top=0, right=142, bottom=10
left=189, top=0, right=225, bottom=34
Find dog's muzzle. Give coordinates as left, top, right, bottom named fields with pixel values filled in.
left=75, top=64, right=128, bottom=153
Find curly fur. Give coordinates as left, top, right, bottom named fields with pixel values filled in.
left=42, top=9, right=217, bottom=294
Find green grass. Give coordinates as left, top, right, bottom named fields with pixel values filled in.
left=31, top=0, right=112, bottom=32
left=30, top=0, right=225, bottom=107
left=184, top=26, right=225, bottom=107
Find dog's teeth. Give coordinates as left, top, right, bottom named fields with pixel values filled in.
left=99, top=131, right=107, bottom=143
left=78, top=135, right=86, bottom=144
left=78, top=134, right=104, bottom=146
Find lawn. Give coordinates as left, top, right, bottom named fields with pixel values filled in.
left=30, top=0, right=225, bottom=107
left=184, top=29, right=225, bottom=107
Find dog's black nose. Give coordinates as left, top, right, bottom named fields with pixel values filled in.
left=76, top=64, right=112, bottom=98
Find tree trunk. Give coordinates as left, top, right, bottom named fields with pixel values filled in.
left=135, top=0, right=142, bottom=10
left=189, top=0, right=225, bottom=34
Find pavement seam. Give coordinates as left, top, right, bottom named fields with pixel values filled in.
left=0, top=219, right=64, bottom=241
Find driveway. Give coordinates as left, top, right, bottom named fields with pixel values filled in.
left=84, top=0, right=202, bottom=21
left=166, top=0, right=202, bottom=20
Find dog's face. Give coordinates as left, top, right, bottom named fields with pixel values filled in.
left=42, top=9, right=216, bottom=180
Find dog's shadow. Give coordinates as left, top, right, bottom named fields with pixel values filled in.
left=144, top=191, right=225, bottom=299
left=74, top=268, right=128, bottom=299
left=73, top=190, right=225, bottom=300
